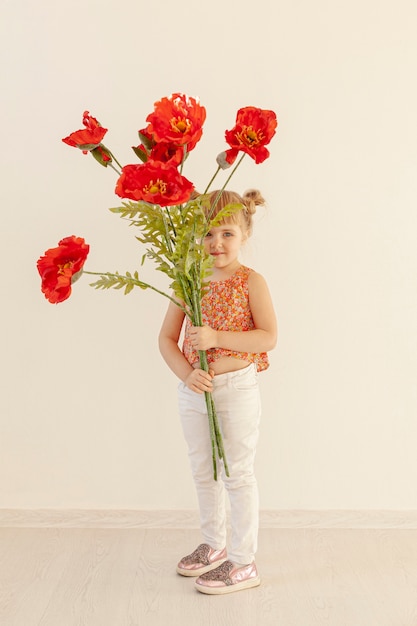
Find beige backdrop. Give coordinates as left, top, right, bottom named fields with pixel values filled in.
left=1, top=0, right=416, bottom=512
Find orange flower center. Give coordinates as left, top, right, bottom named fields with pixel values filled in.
left=171, top=117, right=191, bottom=135
left=58, top=261, right=73, bottom=274
left=236, top=125, right=265, bottom=146
left=144, top=179, right=167, bottom=196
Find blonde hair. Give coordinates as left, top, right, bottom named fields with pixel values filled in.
left=204, top=188, right=266, bottom=236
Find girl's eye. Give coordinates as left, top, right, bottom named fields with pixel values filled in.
left=204, top=230, right=234, bottom=238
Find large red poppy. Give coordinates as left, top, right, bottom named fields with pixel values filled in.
left=37, top=236, right=90, bottom=304
left=115, top=161, right=194, bottom=206
left=62, top=111, right=108, bottom=153
left=223, top=106, right=277, bottom=164
left=146, top=93, right=206, bottom=152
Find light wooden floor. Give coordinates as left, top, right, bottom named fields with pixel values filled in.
left=0, top=527, right=416, bottom=626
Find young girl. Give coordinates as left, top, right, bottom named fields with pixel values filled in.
left=158, top=189, right=277, bottom=595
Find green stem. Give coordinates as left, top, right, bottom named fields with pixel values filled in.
left=178, top=275, right=194, bottom=318
left=163, top=207, right=176, bottom=240
left=222, top=153, right=246, bottom=187
left=199, top=350, right=218, bottom=480
left=180, top=145, right=188, bottom=175
left=208, top=392, right=229, bottom=476
left=203, top=165, right=221, bottom=194
left=192, top=283, right=229, bottom=479
left=106, top=148, right=124, bottom=171
left=108, top=163, right=122, bottom=176
left=206, top=154, right=246, bottom=222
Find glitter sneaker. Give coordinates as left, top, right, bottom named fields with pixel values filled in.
left=195, top=560, right=261, bottom=594
left=176, top=543, right=227, bottom=577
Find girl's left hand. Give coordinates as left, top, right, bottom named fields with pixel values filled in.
left=189, top=325, right=217, bottom=351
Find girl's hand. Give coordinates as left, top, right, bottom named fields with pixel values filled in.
left=189, top=325, right=218, bottom=351
left=184, top=368, right=215, bottom=394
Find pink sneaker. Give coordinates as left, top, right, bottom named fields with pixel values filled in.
left=195, top=560, right=261, bottom=594
left=176, top=543, right=227, bottom=577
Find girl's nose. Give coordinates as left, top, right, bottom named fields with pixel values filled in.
left=210, top=234, right=223, bottom=248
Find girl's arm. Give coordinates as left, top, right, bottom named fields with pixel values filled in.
left=188, top=271, right=277, bottom=353
left=158, top=300, right=214, bottom=393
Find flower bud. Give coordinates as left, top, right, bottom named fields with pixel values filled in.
left=91, top=145, right=112, bottom=167
left=216, top=151, right=233, bottom=169
left=132, top=145, right=149, bottom=163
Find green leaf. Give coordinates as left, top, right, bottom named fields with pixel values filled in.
left=138, top=130, right=154, bottom=150
left=208, top=203, right=242, bottom=228
left=132, top=146, right=148, bottom=162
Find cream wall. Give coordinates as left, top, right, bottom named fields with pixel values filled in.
left=1, top=0, right=416, bottom=511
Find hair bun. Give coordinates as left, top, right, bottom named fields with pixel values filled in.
left=242, top=189, right=265, bottom=215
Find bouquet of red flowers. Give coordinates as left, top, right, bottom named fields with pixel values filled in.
left=37, top=93, right=277, bottom=479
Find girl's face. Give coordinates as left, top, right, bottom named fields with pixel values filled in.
left=203, top=221, right=247, bottom=270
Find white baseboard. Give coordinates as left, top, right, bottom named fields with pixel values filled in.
left=0, top=509, right=417, bottom=529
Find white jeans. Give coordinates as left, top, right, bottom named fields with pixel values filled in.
left=178, top=363, right=261, bottom=564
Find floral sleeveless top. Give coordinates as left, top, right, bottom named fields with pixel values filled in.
left=182, top=265, right=269, bottom=372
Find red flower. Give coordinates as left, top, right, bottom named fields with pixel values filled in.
left=224, top=107, right=277, bottom=164
left=37, top=236, right=90, bottom=304
left=133, top=126, right=183, bottom=166
left=115, top=161, right=194, bottom=206
left=148, top=141, right=184, bottom=166
left=62, top=111, right=108, bottom=153
left=146, top=93, right=206, bottom=152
